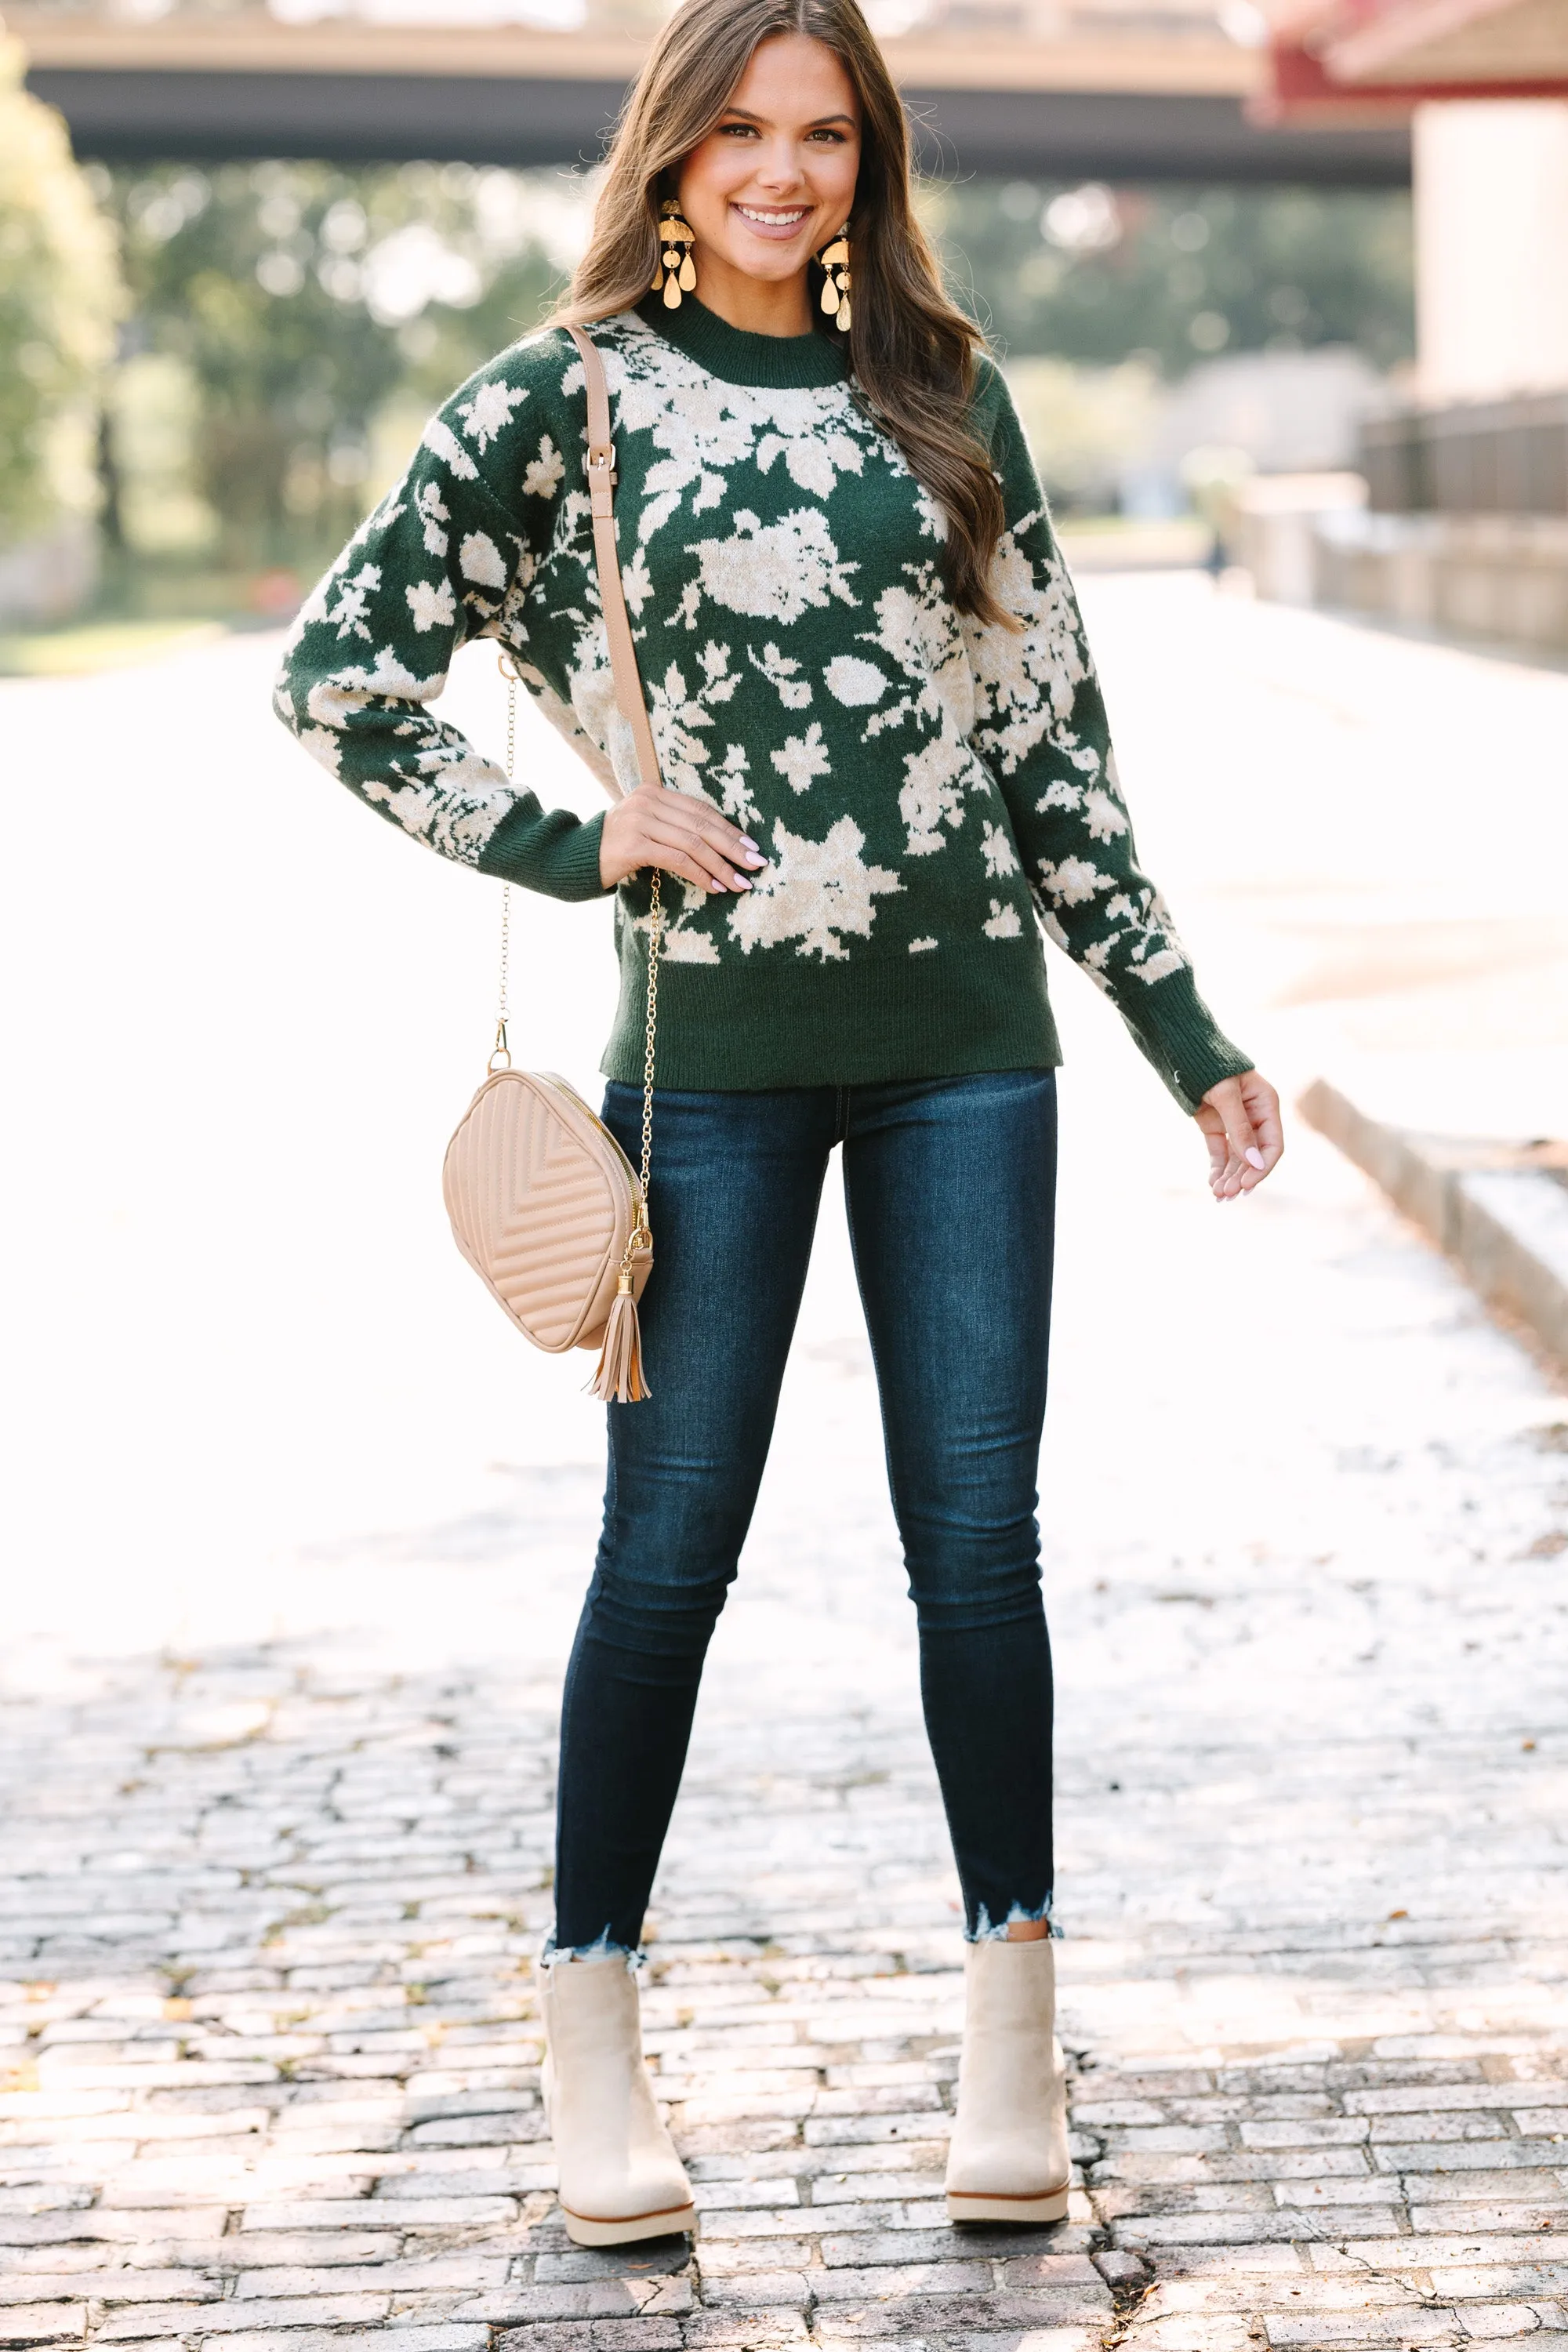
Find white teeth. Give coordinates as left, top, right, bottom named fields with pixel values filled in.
left=736, top=206, right=807, bottom=224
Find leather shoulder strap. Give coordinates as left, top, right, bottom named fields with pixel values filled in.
left=565, top=324, right=662, bottom=797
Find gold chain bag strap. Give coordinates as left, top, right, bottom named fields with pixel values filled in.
left=441, top=324, right=663, bottom=1404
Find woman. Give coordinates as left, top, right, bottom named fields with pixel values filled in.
left=277, top=0, right=1282, bottom=2250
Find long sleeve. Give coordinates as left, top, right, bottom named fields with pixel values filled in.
left=272, top=337, right=612, bottom=903
left=962, top=365, right=1253, bottom=1112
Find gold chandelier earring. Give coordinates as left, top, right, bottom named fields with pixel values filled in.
left=652, top=200, right=697, bottom=309
left=817, top=227, right=851, bottom=330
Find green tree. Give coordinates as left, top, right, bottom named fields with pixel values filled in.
left=105, top=159, right=562, bottom=571
left=94, top=160, right=1414, bottom=576
left=926, top=180, right=1414, bottom=377
left=0, top=38, right=122, bottom=543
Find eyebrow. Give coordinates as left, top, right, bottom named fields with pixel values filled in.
left=719, top=107, right=858, bottom=128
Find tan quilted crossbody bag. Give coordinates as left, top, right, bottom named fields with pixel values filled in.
left=443, top=325, right=663, bottom=1405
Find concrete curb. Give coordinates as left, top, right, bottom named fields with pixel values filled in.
left=1299, top=1077, right=1568, bottom=1371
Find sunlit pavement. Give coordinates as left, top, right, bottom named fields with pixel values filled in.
left=2, top=581, right=1566, bottom=2350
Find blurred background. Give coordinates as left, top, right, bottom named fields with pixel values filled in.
left=2, top=0, right=1560, bottom=667
left=3, top=0, right=1567, bottom=2130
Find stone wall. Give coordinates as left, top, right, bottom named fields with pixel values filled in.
left=1314, top=506, right=1568, bottom=655
left=1236, top=478, right=1568, bottom=655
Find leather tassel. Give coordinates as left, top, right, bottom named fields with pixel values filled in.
left=590, top=1279, right=650, bottom=1404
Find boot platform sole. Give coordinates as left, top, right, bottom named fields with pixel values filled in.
left=561, top=2200, right=699, bottom=2248
left=947, top=2182, right=1070, bottom=2225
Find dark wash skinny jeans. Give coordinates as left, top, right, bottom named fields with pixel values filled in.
left=552, top=1068, right=1058, bottom=1954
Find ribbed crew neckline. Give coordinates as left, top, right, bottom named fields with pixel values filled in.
left=636, top=292, right=848, bottom=389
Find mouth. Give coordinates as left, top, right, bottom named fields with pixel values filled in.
left=731, top=202, right=812, bottom=241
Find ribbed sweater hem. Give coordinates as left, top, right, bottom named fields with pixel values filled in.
left=599, top=947, right=1062, bottom=1091
left=1116, top=967, right=1254, bottom=1112
left=479, top=804, right=610, bottom=902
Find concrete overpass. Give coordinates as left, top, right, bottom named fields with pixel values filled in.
left=14, top=9, right=1411, bottom=183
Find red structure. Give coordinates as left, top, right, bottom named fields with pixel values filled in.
left=1260, top=0, right=1568, bottom=120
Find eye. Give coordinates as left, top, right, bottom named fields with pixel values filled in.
left=808, top=128, right=849, bottom=143
left=717, top=120, right=758, bottom=138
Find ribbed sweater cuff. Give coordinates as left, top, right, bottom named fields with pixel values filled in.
left=1117, top=965, right=1254, bottom=1115
left=478, top=803, right=610, bottom=902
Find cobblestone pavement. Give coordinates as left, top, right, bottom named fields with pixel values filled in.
left=2, top=584, right=1566, bottom=2351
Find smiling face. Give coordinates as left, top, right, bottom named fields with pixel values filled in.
left=674, top=31, right=862, bottom=325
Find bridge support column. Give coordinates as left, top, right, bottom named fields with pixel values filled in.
left=1415, top=98, right=1568, bottom=401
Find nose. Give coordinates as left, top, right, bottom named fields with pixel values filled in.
left=753, top=136, right=805, bottom=193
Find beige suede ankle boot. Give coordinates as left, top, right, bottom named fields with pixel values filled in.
left=945, top=1936, right=1070, bottom=2224
left=540, top=1955, right=697, bottom=2247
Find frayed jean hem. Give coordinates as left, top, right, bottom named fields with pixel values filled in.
left=540, top=1928, right=644, bottom=1972
left=968, top=1898, right=1059, bottom=1944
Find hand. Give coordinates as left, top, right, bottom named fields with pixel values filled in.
left=600, top=782, right=767, bottom=894
left=1196, top=1070, right=1283, bottom=1202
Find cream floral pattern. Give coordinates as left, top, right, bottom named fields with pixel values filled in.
left=683, top=508, right=859, bottom=627
left=729, top=815, right=900, bottom=963
left=274, top=305, right=1248, bottom=1107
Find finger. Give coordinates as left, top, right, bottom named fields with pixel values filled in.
left=1201, top=1079, right=1258, bottom=1197
left=1196, top=1098, right=1245, bottom=1197
left=655, top=789, right=764, bottom=867
left=1240, top=1076, right=1285, bottom=1172
left=652, top=848, right=723, bottom=895
left=666, top=804, right=768, bottom=881
left=667, top=809, right=761, bottom=884
left=1197, top=1076, right=1286, bottom=1201
left=647, top=818, right=751, bottom=891
left=1218, top=1080, right=1261, bottom=1166
left=1193, top=1103, right=1229, bottom=1185
left=693, top=809, right=765, bottom=864
left=1226, top=1077, right=1283, bottom=1193
left=672, top=819, right=759, bottom=890
left=697, top=820, right=767, bottom=871
left=644, top=822, right=753, bottom=895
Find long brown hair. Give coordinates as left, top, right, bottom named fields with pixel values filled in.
left=554, top=0, right=1013, bottom=628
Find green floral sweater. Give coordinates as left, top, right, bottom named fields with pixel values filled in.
left=275, top=295, right=1250, bottom=1106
